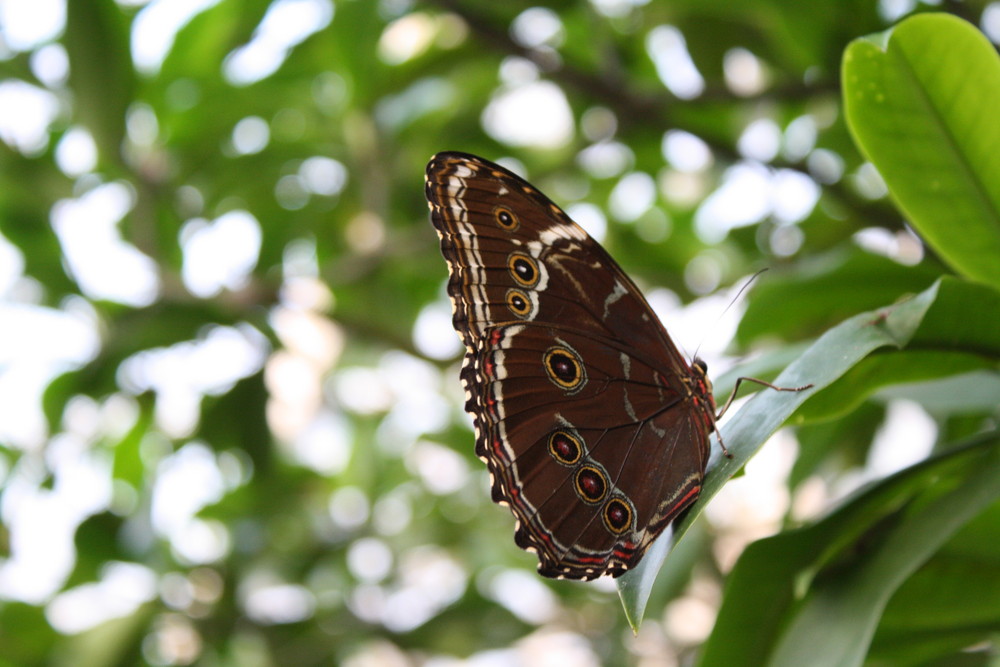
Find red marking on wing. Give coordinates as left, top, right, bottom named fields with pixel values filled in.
left=612, top=541, right=638, bottom=561
left=675, top=485, right=701, bottom=510
left=574, top=554, right=608, bottom=565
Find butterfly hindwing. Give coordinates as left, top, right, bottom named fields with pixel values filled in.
left=469, top=323, right=710, bottom=578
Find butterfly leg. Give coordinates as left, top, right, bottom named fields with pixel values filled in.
left=716, top=376, right=813, bottom=422
left=715, top=429, right=734, bottom=459
left=713, top=377, right=814, bottom=458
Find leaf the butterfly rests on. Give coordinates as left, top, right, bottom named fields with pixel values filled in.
left=424, top=152, right=807, bottom=581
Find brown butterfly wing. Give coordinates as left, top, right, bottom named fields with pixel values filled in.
left=425, top=152, right=716, bottom=579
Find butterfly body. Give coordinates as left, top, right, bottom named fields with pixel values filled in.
left=425, top=152, right=718, bottom=580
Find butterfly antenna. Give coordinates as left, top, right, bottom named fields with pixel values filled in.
left=691, top=268, right=769, bottom=362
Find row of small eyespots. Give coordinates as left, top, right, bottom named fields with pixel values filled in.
left=546, top=429, right=633, bottom=535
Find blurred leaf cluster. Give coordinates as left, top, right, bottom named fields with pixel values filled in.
left=0, top=1, right=997, bottom=665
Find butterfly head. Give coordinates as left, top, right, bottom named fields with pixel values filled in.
left=691, top=356, right=717, bottom=415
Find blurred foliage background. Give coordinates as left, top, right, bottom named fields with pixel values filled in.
left=0, top=0, right=998, bottom=665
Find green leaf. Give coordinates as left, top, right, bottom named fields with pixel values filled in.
left=842, top=13, right=1000, bottom=289
left=869, top=502, right=1000, bottom=664
left=736, top=249, right=942, bottom=347
left=698, top=433, right=1000, bottom=667
left=790, top=401, right=883, bottom=488
left=798, top=277, right=1000, bottom=422
left=617, top=278, right=942, bottom=627
left=878, top=369, right=1000, bottom=415
left=64, top=0, right=135, bottom=167
left=765, top=445, right=1000, bottom=667
left=799, top=352, right=990, bottom=423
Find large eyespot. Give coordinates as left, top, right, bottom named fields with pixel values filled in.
left=543, top=345, right=586, bottom=393
left=508, top=253, right=539, bottom=288
left=548, top=430, right=583, bottom=466
left=603, top=496, right=634, bottom=535
left=505, top=289, right=533, bottom=318
left=575, top=465, right=608, bottom=504
left=494, top=206, right=518, bottom=231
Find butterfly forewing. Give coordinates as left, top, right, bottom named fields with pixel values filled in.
left=425, top=151, right=716, bottom=580
left=425, top=152, right=688, bottom=364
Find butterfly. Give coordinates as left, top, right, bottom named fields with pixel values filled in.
left=424, top=151, right=809, bottom=580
